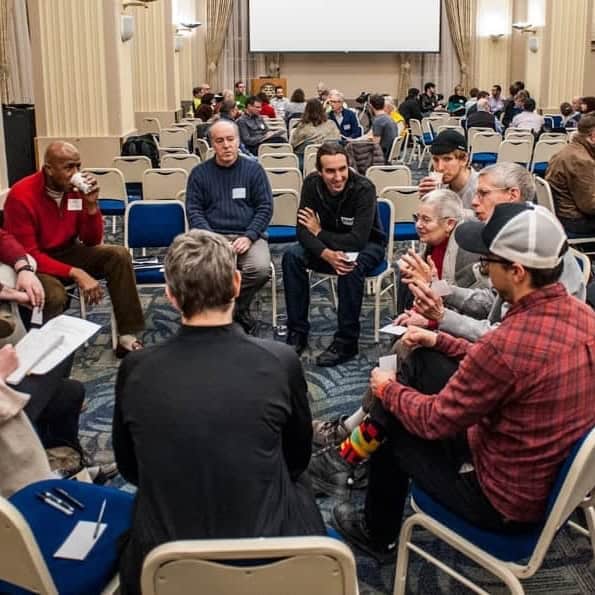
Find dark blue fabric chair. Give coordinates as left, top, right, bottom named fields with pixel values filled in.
left=393, top=428, right=595, bottom=594
left=0, top=479, right=134, bottom=595
left=125, top=200, right=188, bottom=286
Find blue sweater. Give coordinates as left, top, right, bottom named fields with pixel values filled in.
left=186, top=156, right=273, bottom=241
left=328, top=108, right=362, bottom=139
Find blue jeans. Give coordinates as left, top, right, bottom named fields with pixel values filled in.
left=282, top=242, right=385, bottom=345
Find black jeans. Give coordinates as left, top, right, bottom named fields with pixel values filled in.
left=282, top=242, right=385, bottom=345
left=18, top=355, right=84, bottom=449
left=364, top=347, right=536, bottom=544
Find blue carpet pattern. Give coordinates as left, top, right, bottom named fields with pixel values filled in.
left=69, top=163, right=595, bottom=594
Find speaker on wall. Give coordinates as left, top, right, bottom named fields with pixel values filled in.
left=3, top=104, right=36, bottom=186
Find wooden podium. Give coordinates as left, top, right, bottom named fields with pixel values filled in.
left=250, top=78, right=288, bottom=97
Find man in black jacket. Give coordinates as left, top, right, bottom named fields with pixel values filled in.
left=282, top=143, right=386, bottom=366
left=398, top=88, right=423, bottom=125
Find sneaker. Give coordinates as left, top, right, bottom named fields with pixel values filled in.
left=286, top=330, right=308, bottom=355
left=312, top=415, right=350, bottom=447
left=316, top=341, right=358, bottom=367
left=332, top=502, right=397, bottom=565
left=308, top=446, right=367, bottom=498
left=87, top=463, right=118, bottom=485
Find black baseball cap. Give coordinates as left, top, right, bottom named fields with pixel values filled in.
left=430, top=130, right=467, bottom=155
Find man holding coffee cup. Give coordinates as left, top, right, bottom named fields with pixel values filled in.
left=418, top=130, right=479, bottom=210
left=4, top=142, right=144, bottom=356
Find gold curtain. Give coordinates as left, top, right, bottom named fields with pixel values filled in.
left=0, top=0, right=10, bottom=104
left=444, top=0, right=475, bottom=92
left=398, top=58, right=411, bottom=103
left=206, top=0, right=234, bottom=86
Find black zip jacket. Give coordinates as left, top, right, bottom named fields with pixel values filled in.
left=296, top=170, right=386, bottom=258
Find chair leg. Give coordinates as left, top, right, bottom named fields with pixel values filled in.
left=110, top=307, right=118, bottom=351
left=270, top=262, right=277, bottom=330
left=374, top=278, right=381, bottom=343
left=393, top=515, right=416, bottom=595
left=329, top=277, right=338, bottom=309
left=111, top=216, right=116, bottom=235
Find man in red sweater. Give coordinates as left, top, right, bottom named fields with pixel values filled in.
left=4, top=142, right=144, bottom=356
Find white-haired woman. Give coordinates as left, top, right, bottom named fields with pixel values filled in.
left=396, top=188, right=480, bottom=317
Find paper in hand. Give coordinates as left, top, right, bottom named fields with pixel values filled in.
left=379, top=323, right=408, bottom=336
left=31, top=306, right=43, bottom=326
left=378, top=354, right=397, bottom=371
left=431, top=279, right=452, bottom=297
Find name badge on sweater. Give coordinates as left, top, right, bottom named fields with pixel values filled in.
left=232, top=187, right=246, bottom=200
left=68, top=199, right=83, bottom=211
left=340, top=216, right=354, bottom=226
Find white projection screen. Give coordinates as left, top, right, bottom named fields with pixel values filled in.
left=249, top=0, right=441, bottom=53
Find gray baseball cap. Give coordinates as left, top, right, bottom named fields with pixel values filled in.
left=455, top=203, right=567, bottom=268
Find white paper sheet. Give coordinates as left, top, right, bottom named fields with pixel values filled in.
left=379, top=323, right=408, bottom=336
left=379, top=354, right=397, bottom=371
left=53, top=521, right=107, bottom=561
left=344, top=252, right=359, bottom=262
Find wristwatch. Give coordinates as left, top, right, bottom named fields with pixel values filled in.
left=15, top=264, right=35, bottom=274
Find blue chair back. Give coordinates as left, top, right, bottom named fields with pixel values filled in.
left=125, top=200, right=187, bottom=249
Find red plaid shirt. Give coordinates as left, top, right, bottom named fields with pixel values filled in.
left=380, top=283, right=595, bottom=523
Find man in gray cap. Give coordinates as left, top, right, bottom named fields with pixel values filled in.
left=418, top=129, right=478, bottom=209
left=328, top=202, right=595, bottom=562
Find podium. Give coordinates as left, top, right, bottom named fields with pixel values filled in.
left=250, top=78, right=288, bottom=97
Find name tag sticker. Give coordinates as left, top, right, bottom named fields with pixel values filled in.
left=232, top=187, right=246, bottom=200
left=340, top=216, right=354, bottom=226
left=67, top=199, right=82, bottom=211
left=344, top=124, right=351, bottom=130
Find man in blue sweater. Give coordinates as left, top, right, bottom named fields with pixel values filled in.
left=327, top=90, right=362, bottom=139
left=186, top=120, right=273, bottom=333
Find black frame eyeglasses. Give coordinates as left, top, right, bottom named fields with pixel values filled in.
left=478, top=255, right=512, bottom=275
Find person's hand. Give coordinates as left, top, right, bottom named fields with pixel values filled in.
left=321, top=249, right=356, bottom=276
left=0, top=344, right=19, bottom=380
left=395, top=309, right=429, bottom=328
left=297, top=207, right=322, bottom=236
left=418, top=176, right=439, bottom=197
left=409, top=281, right=445, bottom=321
left=370, top=367, right=396, bottom=398
left=231, top=236, right=252, bottom=255
left=401, top=325, right=438, bottom=349
left=15, top=270, right=45, bottom=308
left=81, top=172, right=100, bottom=213
left=399, top=250, right=436, bottom=285
left=71, top=268, right=103, bottom=305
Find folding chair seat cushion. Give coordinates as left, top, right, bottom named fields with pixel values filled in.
left=98, top=199, right=126, bottom=216
left=267, top=225, right=297, bottom=243
left=368, top=259, right=389, bottom=278
left=134, top=267, right=165, bottom=284
left=423, top=133, right=434, bottom=145
left=0, top=479, right=134, bottom=595
left=532, top=162, right=548, bottom=177
left=394, top=222, right=418, bottom=241
left=410, top=430, right=587, bottom=563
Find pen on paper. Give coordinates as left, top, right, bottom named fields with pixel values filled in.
left=94, top=499, right=107, bottom=539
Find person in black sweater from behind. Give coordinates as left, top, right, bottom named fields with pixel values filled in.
left=113, top=229, right=325, bottom=595
left=399, top=87, right=423, bottom=125
left=282, top=143, right=386, bottom=366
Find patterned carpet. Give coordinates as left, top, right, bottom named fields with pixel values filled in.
left=70, top=248, right=595, bottom=595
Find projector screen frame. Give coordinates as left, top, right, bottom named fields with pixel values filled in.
left=247, top=0, right=442, bottom=54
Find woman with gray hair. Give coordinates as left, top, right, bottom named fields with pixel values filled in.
left=396, top=188, right=480, bottom=316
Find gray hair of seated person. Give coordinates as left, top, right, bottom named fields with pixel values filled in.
left=328, top=89, right=344, bottom=102
left=420, top=189, right=464, bottom=221
left=164, top=229, right=236, bottom=317
left=479, top=162, right=536, bottom=203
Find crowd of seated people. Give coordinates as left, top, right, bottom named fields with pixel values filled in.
left=1, top=76, right=594, bottom=595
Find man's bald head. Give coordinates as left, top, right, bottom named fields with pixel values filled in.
left=43, top=141, right=82, bottom=192
left=209, top=120, right=240, bottom=167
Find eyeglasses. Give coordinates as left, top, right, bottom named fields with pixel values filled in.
left=412, top=213, right=450, bottom=225
left=475, top=187, right=510, bottom=200
left=478, top=255, right=512, bottom=275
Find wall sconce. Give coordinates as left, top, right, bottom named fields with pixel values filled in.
left=512, top=22, right=537, bottom=34
left=175, top=22, right=201, bottom=36
left=121, top=14, right=135, bottom=42
left=489, top=33, right=505, bottom=41
left=123, top=0, right=158, bottom=10
left=528, top=37, right=539, bottom=53
left=174, top=35, right=184, bottom=52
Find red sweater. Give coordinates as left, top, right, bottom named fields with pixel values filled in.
left=0, top=230, right=28, bottom=267
left=4, top=171, right=104, bottom=278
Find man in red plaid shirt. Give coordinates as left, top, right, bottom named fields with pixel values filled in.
left=329, top=202, right=595, bottom=562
